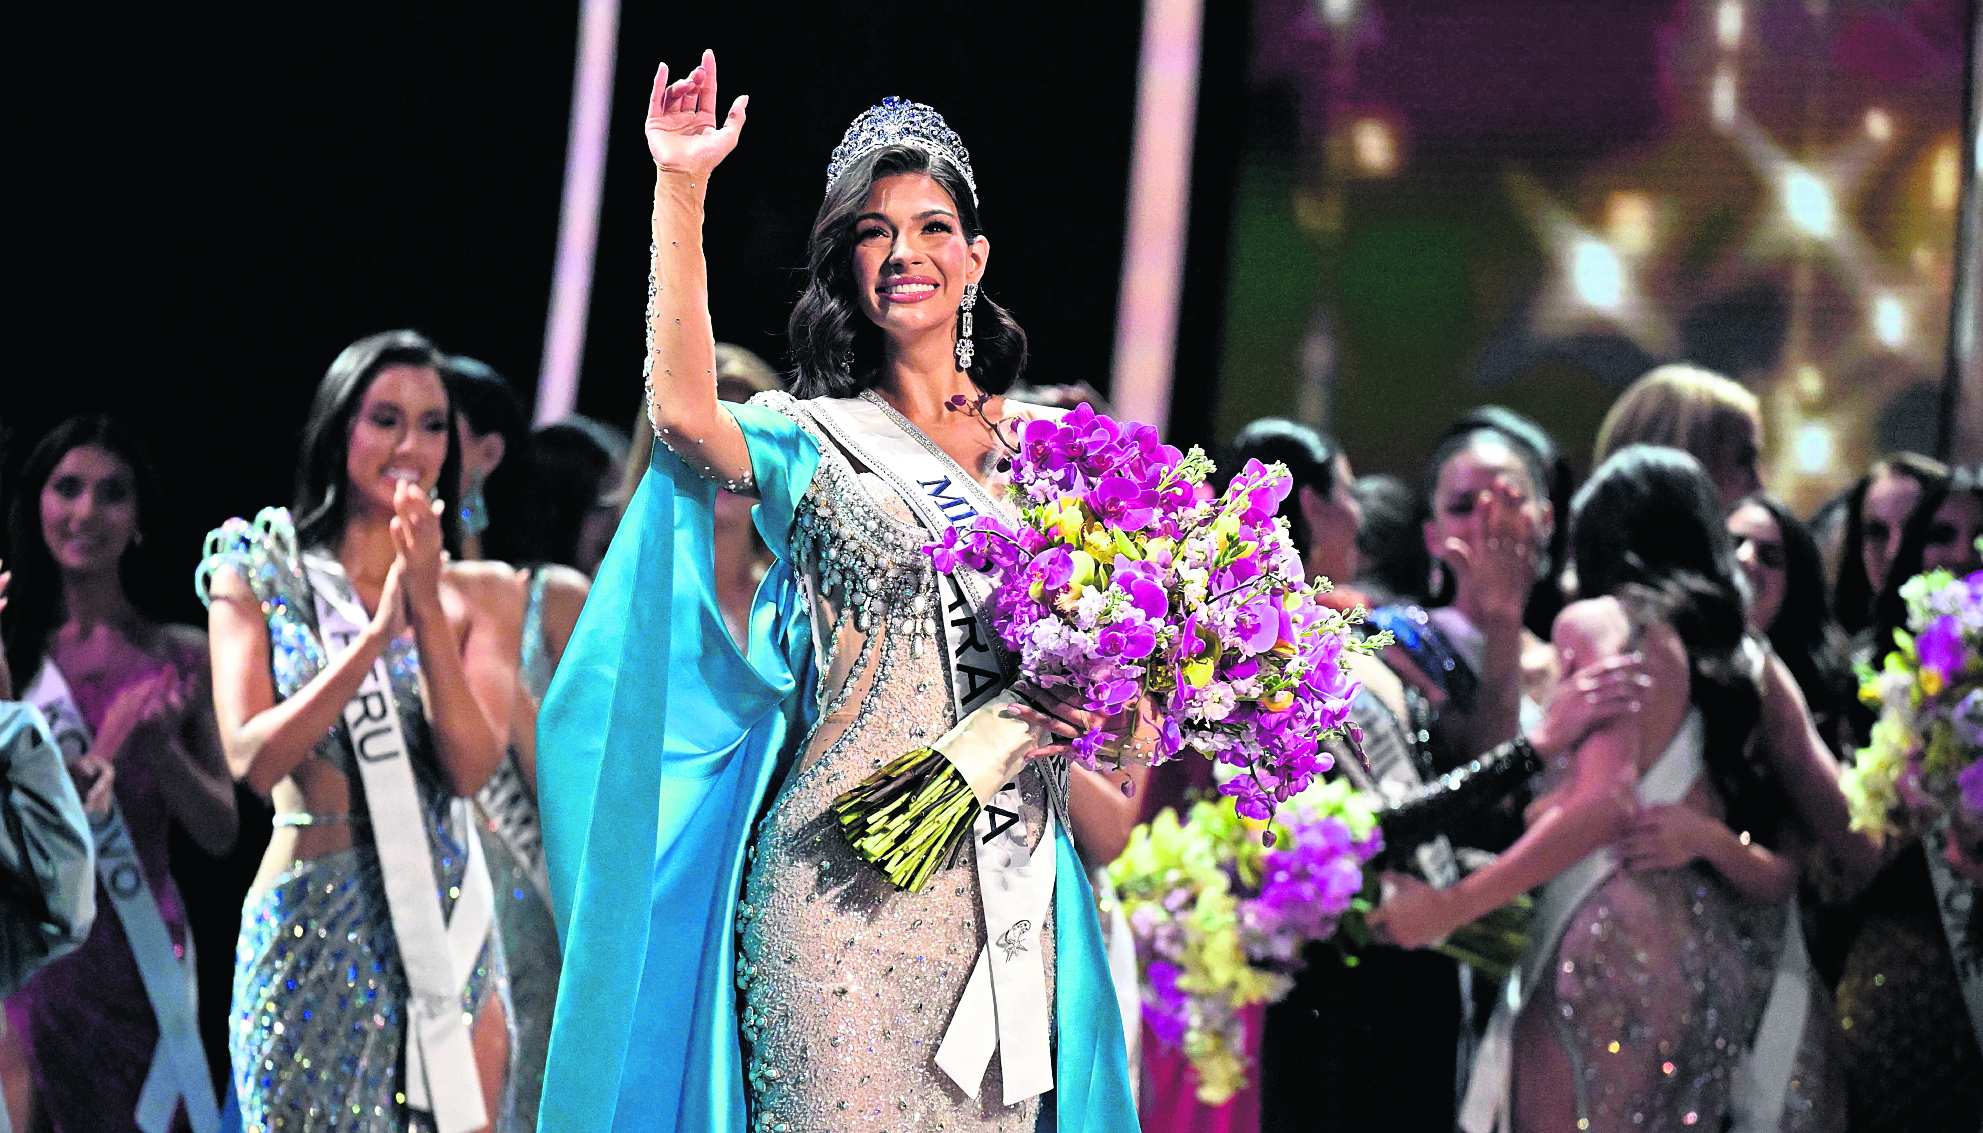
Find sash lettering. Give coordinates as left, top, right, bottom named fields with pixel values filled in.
left=920, top=476, right=981, bottom=523
left=305, top=557, right=493, bottom=1133
left=20, top=663, right=220, bottom=1133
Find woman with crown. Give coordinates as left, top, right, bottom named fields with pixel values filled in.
left=534, top=51, right=1138, bottom=1133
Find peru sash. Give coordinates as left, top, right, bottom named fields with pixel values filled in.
left=803, top=392, right=1059, bottom=1104
left=20, top=662, right=220, bottom=1133
left=304, top=556, right=494, bottom=1133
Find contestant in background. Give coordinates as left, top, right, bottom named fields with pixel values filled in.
left=445, top=354, right=587, bottom=1133
left=1727, top=496, right=1854, bottom=760
left=1832, top=453, right=1948, bottom=643
left=1366, top=410, right=1562, bottom=852
left=0, top=566, right=99, bottom=1131
left=1226, top=420, right=1638, bottom=1133
left=199, top=331, right=524, bottom=1132
left=1831, top=467, right=1983, bottom=1133
left=536, top=53, right=1135, bottom=1132
left=1374, top=447, right=1850, bottom=1133
left=2, top=417, right=236, bottom=1133
left=1593, top=363, right=1764, bottom=512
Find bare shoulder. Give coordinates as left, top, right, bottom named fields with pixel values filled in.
left=1551, top=596, right=1632, bottom=659
left=536, top=565, right=592, bottom=608
left=445, top=559, right=529, bottom=620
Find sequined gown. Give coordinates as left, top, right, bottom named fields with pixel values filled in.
left=198, top=514, right=505, bottom=1133
left=734, top=391, right=1056, bottom=1133
left=474, top=568, right=561, bottom=1133
left=1511, top=715, right=1842, bottom=1133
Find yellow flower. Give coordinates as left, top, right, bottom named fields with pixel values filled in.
left=1920, top=668, right=1945, bottom=698
left=1082, top=525, right=1117, bottom=562
left=1258, top=689, right=1294, bottom=712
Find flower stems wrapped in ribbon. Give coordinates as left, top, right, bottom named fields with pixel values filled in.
left=831, top=402, right=1382, bottom=889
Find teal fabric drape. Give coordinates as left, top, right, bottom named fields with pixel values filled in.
left=535, top=402, right=1135, bottom=1133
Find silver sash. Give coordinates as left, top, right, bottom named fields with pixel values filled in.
left=20, top=662, right=221, bottom=1133
left=303, top=556, right=494, bottom=1133
left=1923, top=819, right=1983, bottom=1052
left=802, top=392, right=1059, bottom=1103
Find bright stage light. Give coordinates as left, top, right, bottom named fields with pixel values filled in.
left=1712, top=70, right=1738, bottom=126
left=1793, top=422, right=1834, bottom=474
left=1320, top=0, right=1356, bottom=26
left=1864, top=108, right=1891, bottom=142
left=1351, top=118, right=1398, bottom=176
left=1872, top=292, right=1907, bottom=347
left=1571, top=238, right=1626, bottom=310
left=1933, top=142, right=1959, bottom=211
left=1606, top=191, right=1656, bottom=255
left=1795, top=363, right=1824, bottom=402
left=1782, top=166, right=1835, bottom=238
left=1716, top=1, right=1743, bottom=48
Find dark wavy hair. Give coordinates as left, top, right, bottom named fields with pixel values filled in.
left=1225, top=419, right=1342, bottom=560
left=1741, top=493, right=1853, bottom=755
left=787, top=144, right=1027, bottom=398
left=293, top=330, right=461, bottom=556
left=1571, top=444, right=1783, bottom=846
left=4, top=416, right=174, bottom=690
left=1421, top=406, right=1568, bottom=637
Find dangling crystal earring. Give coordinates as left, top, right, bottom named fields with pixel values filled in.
left=840, top=346, right=855, bottom=379
left=955, top=282, right=978, bottom=371
left=459, top=473, right=490, bottom=538
left=1427, top=559, right=1445, bottom=600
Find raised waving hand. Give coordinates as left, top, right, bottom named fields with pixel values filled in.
left=646, top=50, right=749, bottom=178
left=642, top=50, right=758, bottom=494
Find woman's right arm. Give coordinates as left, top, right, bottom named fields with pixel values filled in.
left=1369, top=602, right=1645, bottom=948
left=206, top=565, right=398, bottom=797
left=641, top=51, right=755, bottom=492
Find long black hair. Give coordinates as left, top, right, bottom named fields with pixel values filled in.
left=444, top=354, right=529, bottom=555
left=1743, top=493, right=1853, bottom=755
left=3, top=416, right=173, bottom=690
left=1225, top=419, right=1342, bottom=560
left=293, top=330, right=461, bottom=556
left=1572, top=445, right=1782, bottom=846
left=787, top=144, right=1027, bottom=398
left=1834, top=452, right=1947, bottom=635
left=1422, top=406, right=1569, bottom=637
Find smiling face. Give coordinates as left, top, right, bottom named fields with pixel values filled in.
left=1860, top=467, right=1923, bottom=589
left=345, top=365, right=452, bottom=516
left=40, top=444, right=139, bottom=576
left=1728, top=499, right=1787, bottom=631
left=849, top=172, right=988, bottom=345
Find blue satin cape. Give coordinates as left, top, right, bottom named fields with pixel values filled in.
left=535, top=403, right=1136, bottom=1133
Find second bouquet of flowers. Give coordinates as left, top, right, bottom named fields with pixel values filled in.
left=831, top=403, right=1377, bottom=891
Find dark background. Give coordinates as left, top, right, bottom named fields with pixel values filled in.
left=7, top=0, right=1161, bottom=1089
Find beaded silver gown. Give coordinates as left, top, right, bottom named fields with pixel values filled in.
left=731, top=391, right=1056, bottom=1133
left=199, top=513, right=507, bottom=1133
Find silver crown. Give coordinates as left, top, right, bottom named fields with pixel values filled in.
left=825, top=97, right=977, bottom=205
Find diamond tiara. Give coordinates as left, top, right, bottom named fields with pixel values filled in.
left=825, top=96, right=978, bottom=205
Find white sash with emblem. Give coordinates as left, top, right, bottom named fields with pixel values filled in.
left=803, top=391, right=1059, bottom=1103
left=302, top=555, right=494, bottom=1133
left=20, top=662, right=221, bottom=1133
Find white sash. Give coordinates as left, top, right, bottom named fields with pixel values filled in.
left=303, top=556, right=494, bottom=1133
left=1461, top=710, right=1705, bottom=1133
left=20, top=663, right=220, bottom=1133
left=1923, top=820, right=1983, bottom=1052
left=1728, top=897, right=1813, bottom=1133
left=803, top=393, right=1058, bottom=1104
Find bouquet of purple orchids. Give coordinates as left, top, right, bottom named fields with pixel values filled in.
left=832, top=403, right=1380, bottom=890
